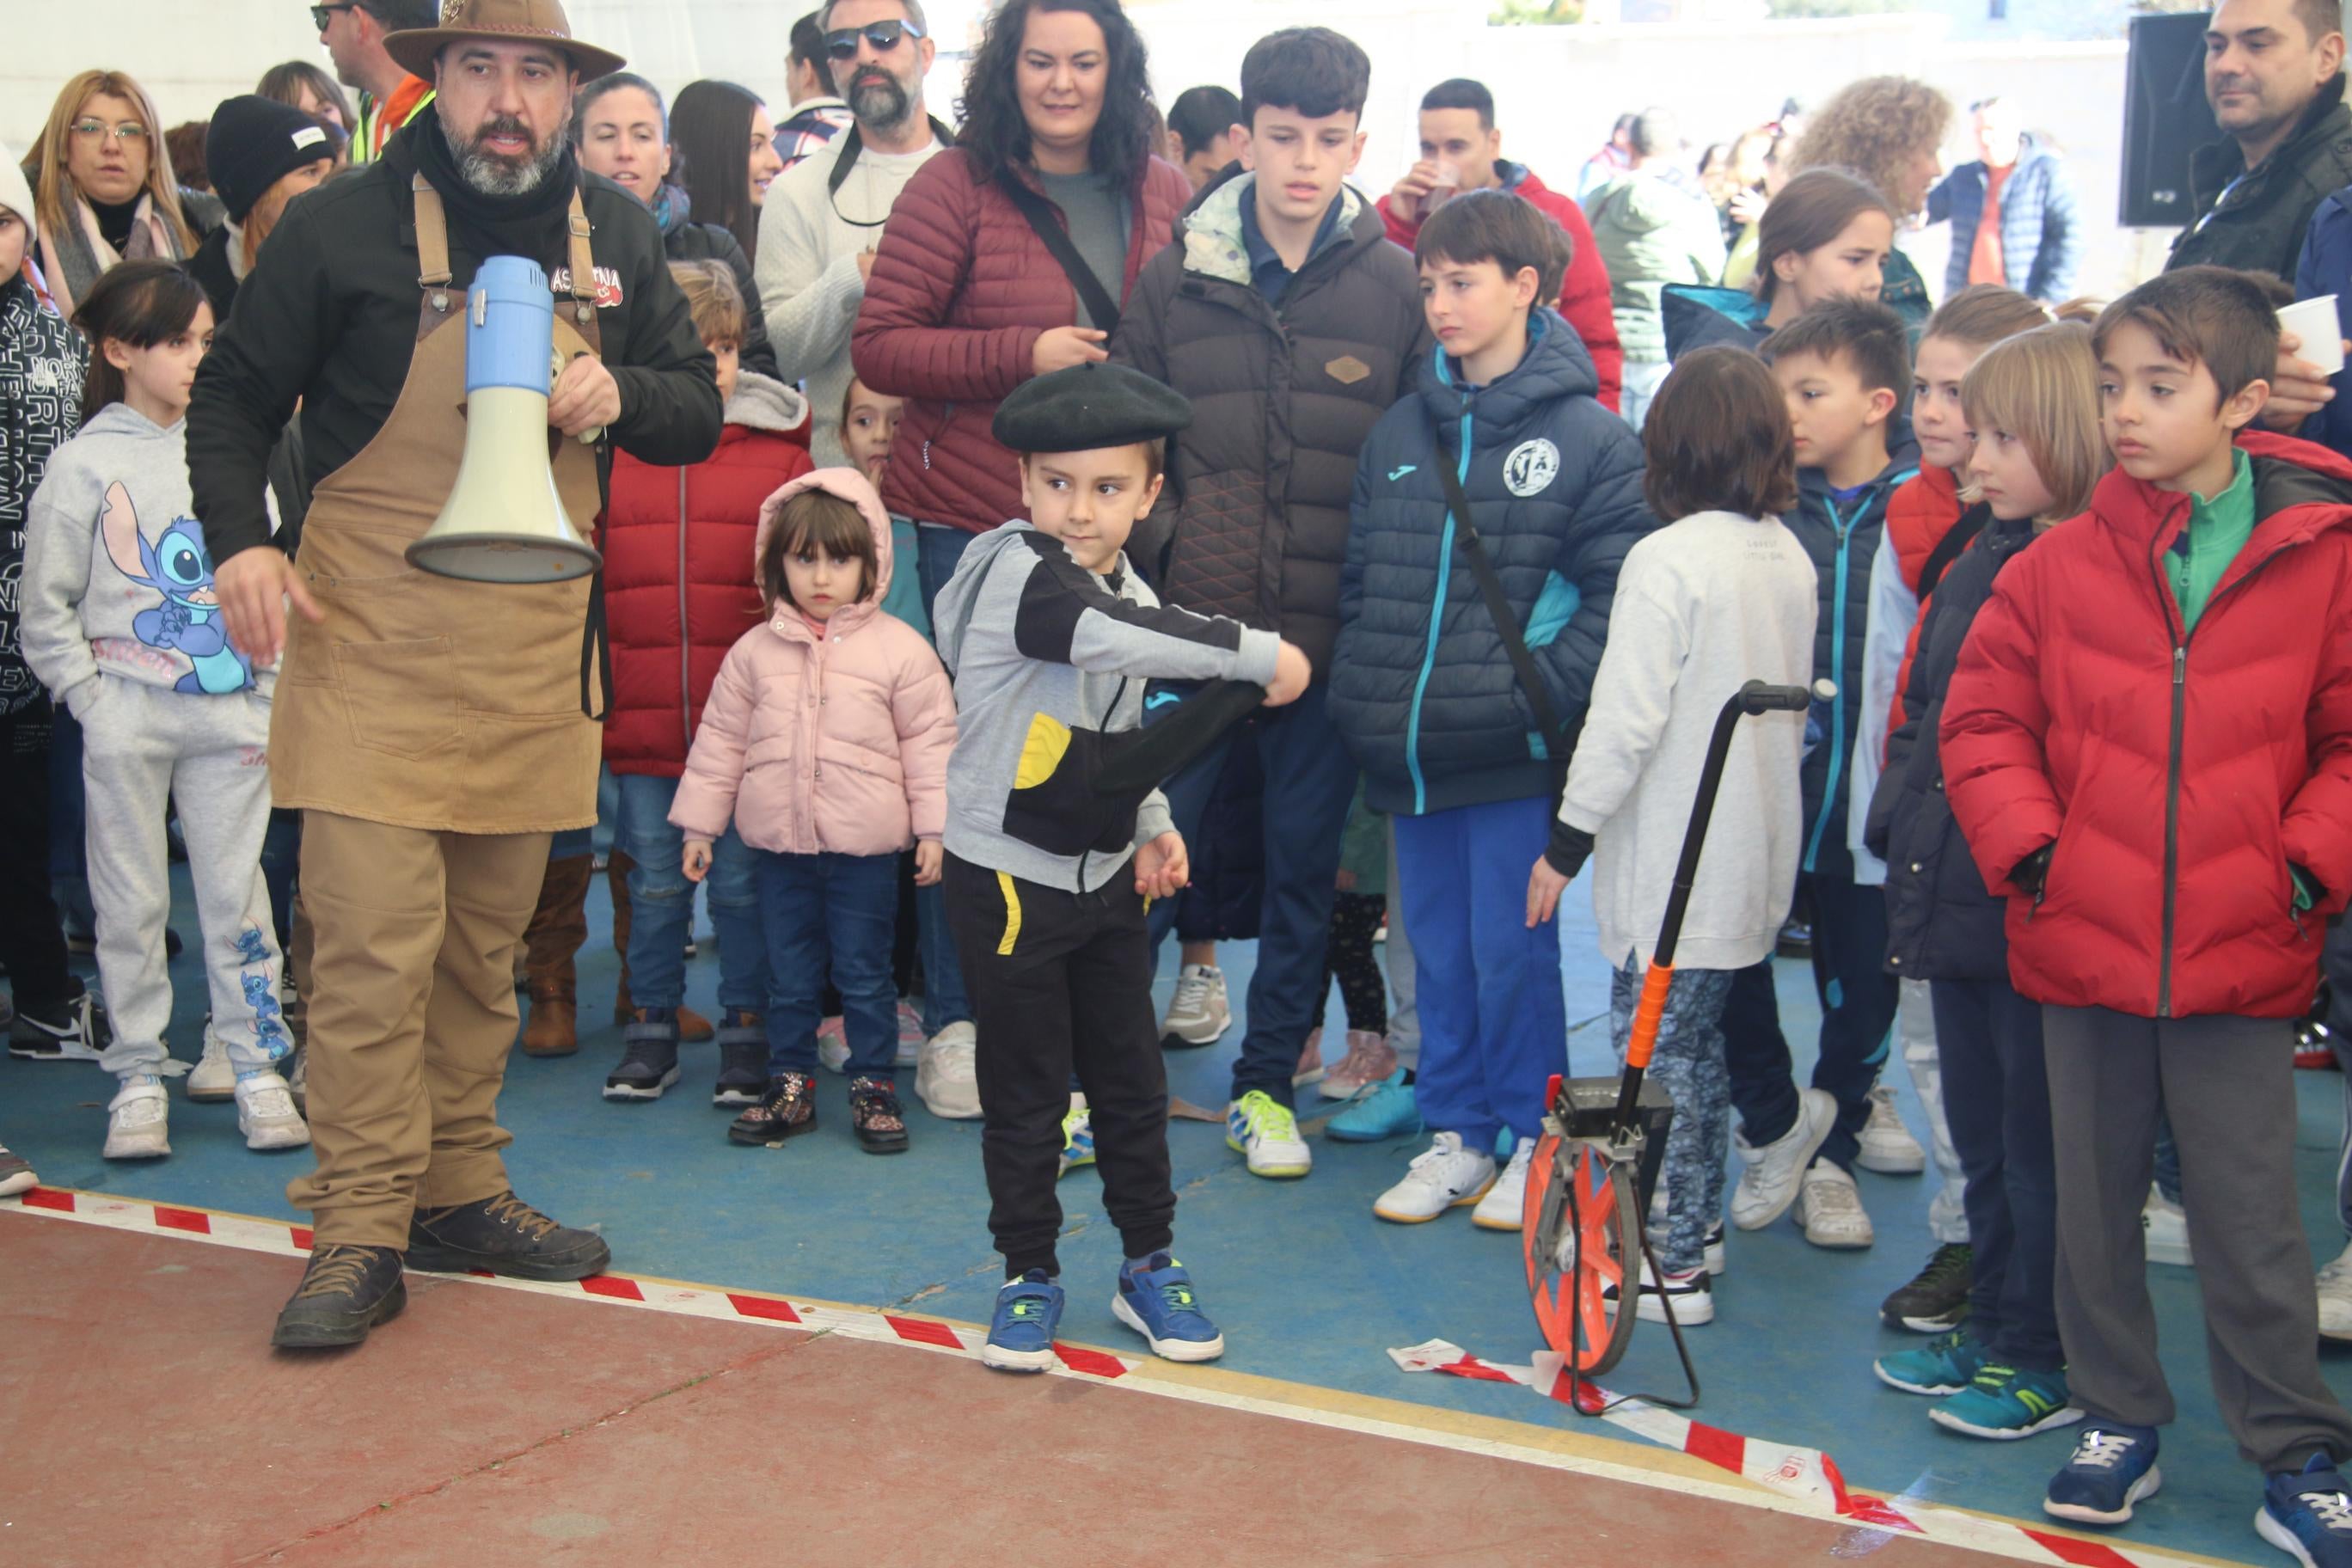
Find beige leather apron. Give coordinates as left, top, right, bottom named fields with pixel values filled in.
left=272, top=175, right=606, bottom=834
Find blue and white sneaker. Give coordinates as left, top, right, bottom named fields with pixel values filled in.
left=1112, top=1253, right=1226, bottom=1363
left=980, top=1270, right=1063, bottom=1373
left=1326, top=1070, right=1423, bottom=1142
left=1057, top=1101, right=1095, bottom=1178
left=2044, top=1424, right=2161, bottom=1526
left=2260, top=1454, right=2352, bottom=1566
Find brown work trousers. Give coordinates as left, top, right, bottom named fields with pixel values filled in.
left=285, top=811, right=550, bottom=1247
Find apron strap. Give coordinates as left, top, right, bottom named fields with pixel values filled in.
left=410, top=175, right=455, bottom=315
left=579, top=567, right=611, bottom=720
left=563, top=192, right=597, bottom=328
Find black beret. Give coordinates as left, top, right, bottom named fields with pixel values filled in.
left=992, top=361, right=1192, bottom=455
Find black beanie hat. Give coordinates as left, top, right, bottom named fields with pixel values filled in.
left=206, top=95, right=335, bottom=224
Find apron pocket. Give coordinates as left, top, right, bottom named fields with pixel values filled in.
left=334, top=637, right=461, bottom=760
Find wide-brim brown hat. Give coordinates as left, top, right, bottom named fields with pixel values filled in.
left=384, top=0, right=626, bottom=84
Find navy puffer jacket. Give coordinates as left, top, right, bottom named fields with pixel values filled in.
left=1332, top=310, right=1657, bottom=818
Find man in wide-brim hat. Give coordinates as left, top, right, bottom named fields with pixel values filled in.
left=192, top=0, right=721, bottom=1351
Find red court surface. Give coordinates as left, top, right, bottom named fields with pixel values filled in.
left=1, top=1200, right=2235, bottom=1568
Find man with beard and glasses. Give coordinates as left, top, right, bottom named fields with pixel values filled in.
left=188, top=0, right=721, bottom=1353
left=756, top=0, right=947, bottom=469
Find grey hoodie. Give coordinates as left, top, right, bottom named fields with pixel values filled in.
left=933, top=520, right=1279, bottom=893
left=23, top=403, right=275, bottom=713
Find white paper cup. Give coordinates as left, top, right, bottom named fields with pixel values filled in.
left=2281, top=294, right=2347, bottom=377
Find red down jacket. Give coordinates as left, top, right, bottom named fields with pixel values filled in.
left=1939, top=429, right=2352, bottom=1020
left=850, top=147, right=1191, bottom=534
left=600, top=371, right=813, bottom=776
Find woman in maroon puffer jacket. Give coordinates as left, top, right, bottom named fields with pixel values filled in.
left=850, top=0, right=1190, bottom=615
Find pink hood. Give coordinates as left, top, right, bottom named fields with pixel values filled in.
left=753, top=466, right=895, bottom=634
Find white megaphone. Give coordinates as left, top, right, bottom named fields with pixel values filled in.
left=406, top=254, right=603, bottom=583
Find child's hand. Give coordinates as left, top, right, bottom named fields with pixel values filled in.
left=1335, top=867, right=1357, bottom=893
left=1527, top=855, right=1572, bottom=928
left=914, top=840, right=943, bottom=886
left=1265, top=640, right=1312, bottom=707
left=682, top=839, right=714, bottom=883
left=1136, top=831, right=1190, bottom=901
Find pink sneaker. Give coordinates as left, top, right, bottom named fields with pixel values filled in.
left=1319, top=1031, right=1399, bottom=1099
left=1293, top=1027, right=1326, bottom=1087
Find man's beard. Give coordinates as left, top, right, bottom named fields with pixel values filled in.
left=456, top=110, right=569, bottom=197
left=847, top=67, right=914, bottom=132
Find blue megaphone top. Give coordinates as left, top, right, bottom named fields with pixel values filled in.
left=466, top=255, right=555, bottom=395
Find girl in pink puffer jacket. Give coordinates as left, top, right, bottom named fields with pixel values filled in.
left=671, top=468, right=956, bottom=1155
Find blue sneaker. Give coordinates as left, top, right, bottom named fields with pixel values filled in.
left=2260, top=1454, right=2352, bottom=1566
left=1112, top=1253, right=1226, bottom=1363
left=1057, top=1102, right=1094, bottom=1178
left=2044, top=1424, right=2162, bottom=1526
left=981, top=1270, right=1063, bottom=1373
left=1875, top=1329, right=1990, bottom=1396
left=1929, top=1363, right=2083, bottom=1440
left=1326, top=1070, right=1422, bottom=1142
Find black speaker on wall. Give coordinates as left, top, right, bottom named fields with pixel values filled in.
left=2122, top=10, right=2222, bottom=228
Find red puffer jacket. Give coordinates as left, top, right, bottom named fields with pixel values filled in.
left=1940, top=430, right=2352, bottom=1020
left=850, top=147, right=1191, bottom=533
left=601, top=371, right=813, bottom=776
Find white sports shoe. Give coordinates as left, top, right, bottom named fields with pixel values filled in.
left=915, top=1021, right=981, bottom=1120
left=2318, top=1242, right=2352, bottom=1342
left=1792, top=1161, right=1875, bottom=1249
left=286, top=1045, right=308, bottom=1116
left=1374, top=1132, right=1496, bottom=1222
left=1161, top=964, right=1231, bottom=1047
left=235, top=1073, right=311, bottom=1150
left=1225, top=1091, right=1312, bottom=1179
left=1855, top=1083, right=1926, bottom=1174
left=816, top=1016, right=849, bottom=1074
left=1603, top=1258, right=1716, bottom=1325
left=1730, top=1087, right=1837, bottom=1230
left=1472, top=1140, right=1534, bottom=1231
left=2142, top=1186, right=2193, bottom=1268
left=187, top=1037, right=236, bottom=1102
left=104, top=1081, right=171, bottom=1161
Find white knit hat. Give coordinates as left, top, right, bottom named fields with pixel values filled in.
left=0, top=140, right=34, bottom=242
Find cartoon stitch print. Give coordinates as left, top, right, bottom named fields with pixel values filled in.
left=100, top=481, right=253, bottom=695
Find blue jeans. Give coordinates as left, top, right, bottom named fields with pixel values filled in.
left=912, top=519, right=983, bottom=1036
left=758, top=849, right=899, bottom=1079
left=1393, top=795, right=1566, bottom=1147
left=1932, top=975, right=2060, bottom=1370
left=615, top=772, right=766, bottom=1015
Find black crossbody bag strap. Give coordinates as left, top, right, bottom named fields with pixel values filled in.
left=997, top=172, right=1122, bottom=335
left=1436, top=451, right=1571, bottom=763
left=827, top=116, right=959, bottom=200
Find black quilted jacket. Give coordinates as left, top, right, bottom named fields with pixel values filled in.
left=1110, top=171, right=1427, bottom=675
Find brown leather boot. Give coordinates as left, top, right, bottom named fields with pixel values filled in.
left=519, top=854, right=592, bottom=1058
left=606, top=848, right=714, bottom=1041
left=521, top=979, right=578, bottom=1057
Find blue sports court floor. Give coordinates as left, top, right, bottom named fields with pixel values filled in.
left=5, top=861, right=2343, bottom=1565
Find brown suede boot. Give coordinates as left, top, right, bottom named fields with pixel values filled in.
left=519, top=854, right=592, bottom=1058
left=607, top=848, right=714, bottom=1041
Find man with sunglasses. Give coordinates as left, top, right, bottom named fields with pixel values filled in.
left=314, top=0, right=438, bottom=162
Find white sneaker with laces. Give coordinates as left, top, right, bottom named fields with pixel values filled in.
left=2142, top=1186, right=2193, bottom=1267
left=235, top=1073, right=311, bottom=1150
left=2319, top=1242, right=2352, bottom=1342
left=1730, top=1087, right=1837, bottom=1230
left=187, top=1037, right=236, bottom=1102
left=916, top=1021, right=981, bottom=1119
left=1792, top=1161, right=1875, bottom=1249
left=1855, top=1083, right=1926, bottom=1174
left=1226, top=1090, right=1312, bottom=1179
left=1161, top=964, right=1231, bottom=1047
left=1604, top=1258, right=1716, bottom=1325
left=1374, top=1132, right=1497, bottom=1222
left=1472, top=1140, right=1534, bottom=1230
left=104, top=1081, right=171, bottom=1160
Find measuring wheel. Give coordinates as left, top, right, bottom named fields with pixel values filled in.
left=1522, top=1130, right=1641, bottom=1375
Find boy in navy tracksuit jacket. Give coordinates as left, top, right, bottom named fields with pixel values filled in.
left=1330, top=190, right=1657, bottom=1228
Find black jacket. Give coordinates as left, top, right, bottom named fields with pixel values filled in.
left=1110, top=172, right=1427, bottom=675
left=653, top=182, right=778, bottom=381
left=2170, top=72, right=2352, bottom=279
left=0, top=273, right=88, bottom=714
left=188, top=118, right=722, bottom=562
left=1866, top=510, right=2034, bottom=981
left=187, top=224, right=238, bottom=322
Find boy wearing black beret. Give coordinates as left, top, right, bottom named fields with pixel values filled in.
left=933, top=362, right=1311, bottom=1373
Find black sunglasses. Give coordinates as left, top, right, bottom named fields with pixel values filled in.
left=824, top=19, right=922, bottom=60
left=310, top=3, right=357, bottom=28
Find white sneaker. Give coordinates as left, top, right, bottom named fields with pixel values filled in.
left=1161, top=964, right=1231, bottom=1047
left=1374, top=1132, right=1496, bottom=1222
left=103, top=1081, right=171, bottom=1160
left=1225, top=1090, right=1312, bottom=1179
left=1730, top=1087, right=1837, bottom=1230
left=1704, top=1221, right=1727, bottom=1277
left=287, top=1046, right=308, bottom=1116
left=2142, top=1186, right=2193, bottom=1268
left=235, top=1073, right=311, bottom=1150
left=816, top=1016, right=849, bottom=1074
left=1604, top=1258, right=1716, bottom=1325
left=1472, top=1140, right=1534, bottom=1231
left=1792, top=1161, right=1875, bottom=1249
left=915, top=1021, right=981, bottom=1119
left=1645, top=1220, right=1729, bottom=1276
left=1855, top=1083, right=1926, bottom=1174
left=896, top=1001, right=924, bottom=1068
left=2318, top=1242, right=2352, bottom=1342
left=187, top=1037, right=236, bottom=1102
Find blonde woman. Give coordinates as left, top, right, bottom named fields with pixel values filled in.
left=1788, top=75, right=1957, bottom=337
left=27, top=70, right=222, bottom=316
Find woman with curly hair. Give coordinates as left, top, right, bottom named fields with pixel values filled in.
left=1787, top=74, right=1956, bottom=335
left=851, top=0, right=1190, bottom=619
